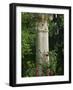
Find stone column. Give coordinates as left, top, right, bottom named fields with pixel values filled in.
left=36, top=14, right=49, bottom=76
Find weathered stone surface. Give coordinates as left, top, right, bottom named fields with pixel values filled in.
left=36, top=14, right=49, bottom=76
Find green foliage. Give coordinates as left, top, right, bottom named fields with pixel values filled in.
left=21, top=13, right=36, bottom=77
left=49, top=50, right=57, bottom=74
left=49, top=14, right=64, bottom=75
